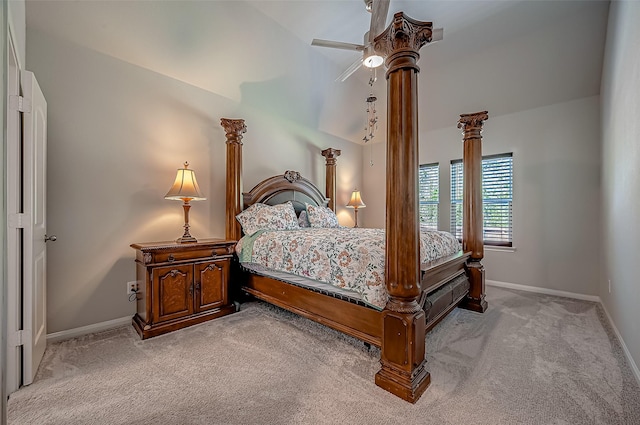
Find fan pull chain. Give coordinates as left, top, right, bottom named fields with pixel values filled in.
left=370, top=143, right=374, bottom=167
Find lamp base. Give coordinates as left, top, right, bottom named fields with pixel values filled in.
left=176, top=235, right=198, bottom=244
left=176, top=201, right=197, bottom=244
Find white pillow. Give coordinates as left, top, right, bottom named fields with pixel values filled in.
left=306, top=204, right=340, bottom=228
left=236, top=201, right=299, bottom=236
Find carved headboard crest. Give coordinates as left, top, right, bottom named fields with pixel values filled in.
left=284, top=170, right=301, bottom=183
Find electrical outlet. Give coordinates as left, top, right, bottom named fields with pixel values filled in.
left=608, top=279, right=611, bottom=294
left=127, top=281, right=138, bottom=295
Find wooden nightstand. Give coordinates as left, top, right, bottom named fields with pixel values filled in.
left=130, top=238, right=237, bottom=339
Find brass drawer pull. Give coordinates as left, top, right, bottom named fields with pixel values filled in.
left=168, top=254, right=175, bottom=262
left=205, top=263, right=223, bottom=272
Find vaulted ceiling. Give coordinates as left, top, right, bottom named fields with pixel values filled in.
left=26, top=0, right=609, bottom=141
left=252, top=0, right=609, bottom=131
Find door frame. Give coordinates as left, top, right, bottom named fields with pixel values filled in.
left=1, top=0, right=9, bottom=420
left=6, top=22, right=22, bottom=395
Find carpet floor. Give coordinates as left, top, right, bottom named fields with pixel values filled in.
left=7, top=286, right=640, bottom=424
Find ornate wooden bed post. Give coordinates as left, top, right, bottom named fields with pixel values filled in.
left=373, top=12, right=436, bottom=403
left=458, top=112, right=489, bottom=313
left=221, top=118, right=247, bottom=241
left=321, top=148, right=341, bottom=212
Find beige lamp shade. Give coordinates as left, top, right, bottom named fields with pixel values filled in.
left=164, top=162, right=206, bottom=201
left=346, top=190, right=366, bottom=209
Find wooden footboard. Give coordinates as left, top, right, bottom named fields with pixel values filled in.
left=241, top=272, right=383, bottom=347
left=420, top=251, right=471, bottom=331
left=421, top=251, right=470, bottom=293
left=236, top=250, right=470, bottom=349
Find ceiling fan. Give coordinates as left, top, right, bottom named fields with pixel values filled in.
left=311, top=0, right=443, bottom=82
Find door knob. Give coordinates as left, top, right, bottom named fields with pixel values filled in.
left=45, top=234, right=57, bottom=242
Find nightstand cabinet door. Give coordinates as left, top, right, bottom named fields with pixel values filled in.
left=195, top=259, right=229, bottom=313
left=152, top=264, right=195, bottom=323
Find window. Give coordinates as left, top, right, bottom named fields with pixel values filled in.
left=418, top=163, right=439, bottom=230
left=450, top=160, right=464, bottom=239
left=450, top=153, right=513, bottom=246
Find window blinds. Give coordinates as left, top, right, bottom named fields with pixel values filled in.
left=450, top=159, right=464, bottom=239
left=450, top=153, right=513, bottom=246
left=418, top=163, right=439, bottom=230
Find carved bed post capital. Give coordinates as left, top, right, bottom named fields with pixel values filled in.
left=457, top=111, right=489, bottom=142
left=321, top=147, right=341, bottom=163
left=221, top=118, right=246, bottom=241
left=321, top=148, right=341, bottom=211
left=374, top=12, right=434, bottom=75
left=458, top=111, right=489, bottom=314
left=374, top=12, right=436, bottom=404
left=220, top=118, right=247, bottom=144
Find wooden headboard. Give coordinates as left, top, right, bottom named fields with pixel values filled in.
left=220, top=117, right=341, bottom=241
left=242, top=170, right=329, bottom=215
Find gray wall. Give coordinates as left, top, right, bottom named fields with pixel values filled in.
left=26, top=1, right=364, bottom=333
left=600, top=0, right=640, bottom=373
left=362, top=96, right=602, bottom=296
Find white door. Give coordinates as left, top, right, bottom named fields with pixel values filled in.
left=21, top=70, right=48, bottom=385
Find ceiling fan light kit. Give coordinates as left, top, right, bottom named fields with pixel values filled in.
left=363, top=56, right=384, bottom=68
left=311, top=0, right=391, bottom=80
left=363, top=44, right=384, bottom=68
left=311, top=1, right=443, bottom=81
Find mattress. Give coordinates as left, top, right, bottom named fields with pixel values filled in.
left=236, top=227, right=461, bottom=309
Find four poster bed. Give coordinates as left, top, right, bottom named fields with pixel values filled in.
left=221, top=13, right=488, bottom=403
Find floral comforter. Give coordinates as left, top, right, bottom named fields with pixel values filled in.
left=236, top=227, right=461, bottom=309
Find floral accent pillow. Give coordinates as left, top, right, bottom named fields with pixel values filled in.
left=306, top=204, right=340, bottom=228
left=298, top=210, right=310, bottom=228
left=236, top=201, right=299, bottom=236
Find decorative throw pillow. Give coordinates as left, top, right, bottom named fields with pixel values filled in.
left=306, top=204, right=340, bottom=228
left=297, top=210, right=310, bottom=228
left=236, top=201, right=299, bottom=236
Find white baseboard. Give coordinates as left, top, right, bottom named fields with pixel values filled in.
left=486, top=279, right=600, bottom=302
left=486, top=279, right=640, bottom=386
left=47, top=316, right=132, bottom=343
left=598, top=301, right=640, bottom=387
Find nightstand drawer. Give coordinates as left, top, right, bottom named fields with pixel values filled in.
left=135, top=242, right=235, bottom=265
left=154, top=248, right=220, bottom=264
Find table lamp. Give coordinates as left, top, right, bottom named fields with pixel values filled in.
left=165, top=162, right=206, bottom=243
left=346, top=189, right=366, bottom=228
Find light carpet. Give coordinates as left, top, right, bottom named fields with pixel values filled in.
left=8, top=286, right=640, bottom=424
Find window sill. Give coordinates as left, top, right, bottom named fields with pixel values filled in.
left=485, top=246, right=516, bottom=253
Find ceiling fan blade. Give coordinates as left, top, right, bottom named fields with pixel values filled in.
left=336, top=57, right=364, bottom=82
left=432, top=28, right=444, bottom=42
left=312, top=39, right=364, bottom=52
left=369, top=0, right=390, bottom=42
